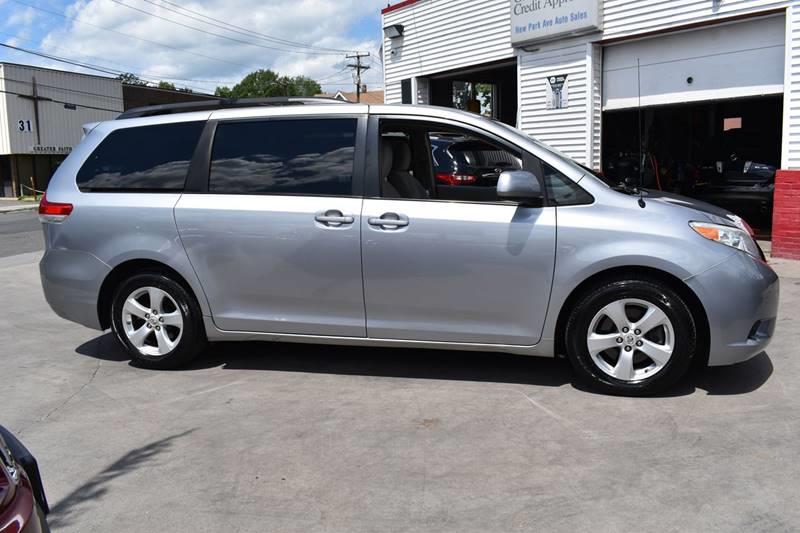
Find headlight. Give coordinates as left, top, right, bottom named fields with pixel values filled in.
left=690, top=221, right=761, bottom=257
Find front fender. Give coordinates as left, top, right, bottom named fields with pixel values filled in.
left=541, top=203, right=734, bottom=343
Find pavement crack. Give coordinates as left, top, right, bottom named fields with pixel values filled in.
left=40, top=360, right=101, bottom=422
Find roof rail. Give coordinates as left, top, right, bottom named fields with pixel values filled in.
left=117, top=96, right=350, bottom=120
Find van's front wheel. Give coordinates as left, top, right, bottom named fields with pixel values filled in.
left=111, top=272, right=206, bottom=369
left=565, top=278, right=696, bottom=396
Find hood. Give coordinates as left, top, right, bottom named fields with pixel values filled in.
left=643, top=189, right=742, bottom=226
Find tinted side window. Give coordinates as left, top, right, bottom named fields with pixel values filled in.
left=77, top=121, right=204, bottom=192
left=209, top=118, right=357, bottom=196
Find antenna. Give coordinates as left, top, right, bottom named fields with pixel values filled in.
left=637, top=57, right=643, bottom=188
left=636, top=58, right=646, bottom=208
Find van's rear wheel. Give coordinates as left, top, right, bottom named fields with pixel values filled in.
left=111, top=272, right=206, bottom=369
left=565, top=278, right=696, bottom=396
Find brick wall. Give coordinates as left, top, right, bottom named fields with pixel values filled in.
left=772, top=170, right=800, bottom=260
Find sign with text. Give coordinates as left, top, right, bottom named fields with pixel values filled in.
left=511, top=0, right=601, bottom=46
left=545, top=74, right=568, bottom=109
left=28, top=145, right=72, bottom=155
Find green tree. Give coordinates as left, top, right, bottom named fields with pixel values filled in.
left=214, top=69, right=321, bottom=98
left=117, top=72, right=147, bottom=86
left=214, top=85, right=234, bottom=98
left=157, top=81, right=176, bottom=90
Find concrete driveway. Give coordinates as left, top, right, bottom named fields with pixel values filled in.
left=2, top=212, right=800, bottom=532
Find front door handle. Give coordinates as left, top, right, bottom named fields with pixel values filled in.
left=315, top=210, right=354, bottom=228
left=368, top=213, right=409, bottom=229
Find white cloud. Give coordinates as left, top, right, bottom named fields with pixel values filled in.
left=38, top=0, right=386, bottom=93
left=5, top=5, right=39, bottom=27
left=2, top=5, right=42, bottom=46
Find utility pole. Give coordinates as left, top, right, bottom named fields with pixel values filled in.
left=17, top=77, right=52, bottom=146
left=346, top=52, right=370, bottom=103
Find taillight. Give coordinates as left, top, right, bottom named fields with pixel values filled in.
left=38, top=193, right=73, bottom=223
left=435, top=172, right=477, bottom=186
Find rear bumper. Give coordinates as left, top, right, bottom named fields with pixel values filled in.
left=39, top=249, right=109, bottom=331
left=686, top=251, right=780, bottom=366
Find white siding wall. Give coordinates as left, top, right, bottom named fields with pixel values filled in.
left=783, top=2, right=800, bottom=169
left=0, top=63, right=122, bottom=156
left=603, top=0, right=788, bottom=39
left=0, top=71, right=12, bottom=155
left=383, top=0, right=799, bottom=169
left=590, top=44, right=603, bottom=171
left=383, top=0, right=514, bottom=104
left=518, top=38, right=594, bottom=163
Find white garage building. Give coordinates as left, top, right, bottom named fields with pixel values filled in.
left=0, top=62, right=124, bottom=198
left=381, top=0, right=800, bottom=258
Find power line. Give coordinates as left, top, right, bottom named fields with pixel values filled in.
left=137, top=0, right=355, bottom=54
left=106, top=0, right=347, bottom=57
left=0, top=33, right=238, bottom=84
left=0, top=87, right=122, bottom=113
left=1, top=75, right=125, bottom=101
left=1, top=33, right=238, bottom=85
left=315, top=66, right=350, bottom=83
left=1, top=42, right=121, bottom=76
left=0, top=40, right=367, bottom=95
left=0, top=42, right=212, bottom=93
left=10, top=0, right=256, bottom=70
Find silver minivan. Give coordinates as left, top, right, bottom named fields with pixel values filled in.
left=39, top=98, right=779, bottom=395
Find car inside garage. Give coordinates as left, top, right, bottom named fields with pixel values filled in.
left=603, top=96, right=782, bottom=234
left=601, top=14, right=785, bottom=235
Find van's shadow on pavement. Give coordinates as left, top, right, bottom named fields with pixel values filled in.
left=77, top=333, right=773, bottom=397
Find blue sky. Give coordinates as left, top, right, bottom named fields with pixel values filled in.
left=0, top=0, right=386, bottom=93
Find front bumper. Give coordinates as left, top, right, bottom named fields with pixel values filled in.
left=686, top=251, right=780, bottom=366
left=39, top=249, right=110, bottom=331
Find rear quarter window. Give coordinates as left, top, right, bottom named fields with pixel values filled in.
left=77, top=121, right=205, bottom=192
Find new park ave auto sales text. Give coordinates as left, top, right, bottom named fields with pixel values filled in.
left=513, top=0, right=588, bottom=34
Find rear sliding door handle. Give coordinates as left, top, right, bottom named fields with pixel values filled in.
left=368, top=213, right=409, bottom=229
left=315, top=210, right=354, bottom=227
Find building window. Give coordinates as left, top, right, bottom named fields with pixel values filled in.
left=452, top=82, right=495, bottom=118
left=401, top=79, right=412, bottom=104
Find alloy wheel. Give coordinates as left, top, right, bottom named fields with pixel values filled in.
left=586, top=298, right=675, bottom=382
left=121, top=286, right=184, bottom=357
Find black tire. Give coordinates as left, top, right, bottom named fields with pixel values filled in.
left=110, top=271, right=206, bottom=369
left=564, top=277, right=696, bottom=396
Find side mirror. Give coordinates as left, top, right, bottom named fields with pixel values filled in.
left=497, top=170, right=542, bottom=204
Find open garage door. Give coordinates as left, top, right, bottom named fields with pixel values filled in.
left=603, top=96, right=782, bottom=236
left=603, top=15, right=785, bottom=111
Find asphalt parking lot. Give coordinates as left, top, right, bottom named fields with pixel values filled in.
left=3, top=210, right=800, bottom=533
